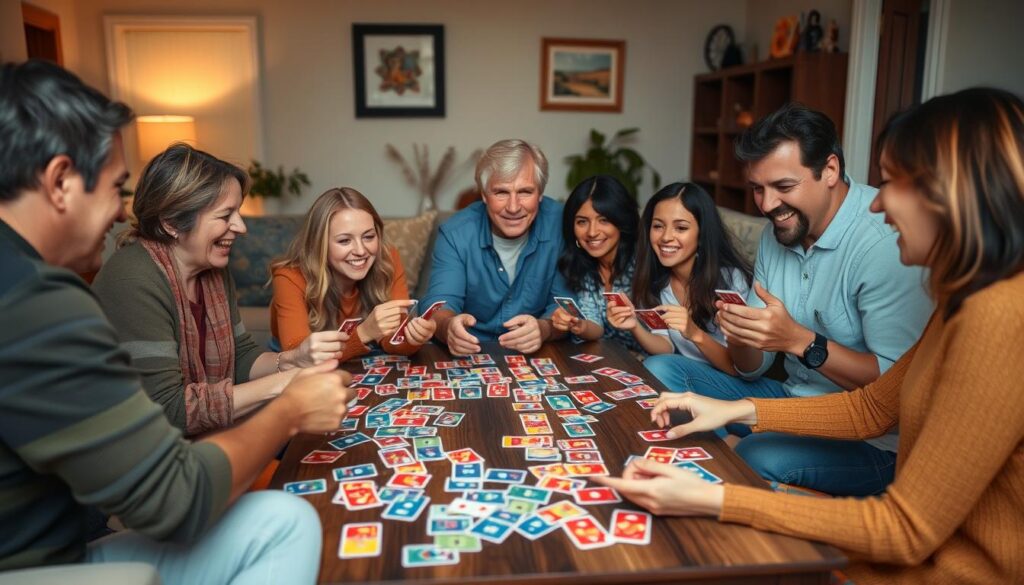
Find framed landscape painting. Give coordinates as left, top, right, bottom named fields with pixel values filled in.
left=352, top=24, right=445, bottom=118
left=540, top=38, right=625, bottom=112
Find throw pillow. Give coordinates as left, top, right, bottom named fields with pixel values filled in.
left=383, top=210, right=438, bottom=291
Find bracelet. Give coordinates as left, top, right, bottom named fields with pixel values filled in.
left=275, top=351, right=283, bottom=373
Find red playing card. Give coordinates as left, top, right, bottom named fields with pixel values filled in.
left=601, top=291, right=629, bottom=307
left=634, top=309, right=670, bottom=330
left=379, top=447, right=415, bottom=468
left=570, top=390, right=601, bottom=405
left=487, top=383, right=510, bottom=397
left=387, top=473, right=432, bottom=489
left=391, top=415, right=429, bottom=427
left=563, top=516, right=613, bottom=550
left=564, top=463, right=610, bottom=476
left=644, top=446, right=677, bottom=464
left=356, top=387, right=372, bottom=400
left=419, top=300, right=447, bottom=320
left=714, top=289, right=747, bottom=306
left=557, top=438, right=597, bottom=451
left=338, top=318, right=363, bottom=334
left=610, top=509, right=652, bottom=545
left=573, top=486, right=621, bottom=505
left=301, top=450, right=344, bottom=464
left=638, top=429, right=672, bottom=442
left=674, top=446, right=713, bottom=461
left=445, top=448, right=483, bottom=464
left=347, top=405, right=368, bottom=417
left=565, top=450, right=603, bottom=463
left=432, top=388, right=456, bottom=401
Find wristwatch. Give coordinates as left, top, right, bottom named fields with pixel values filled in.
left=799, top=332, right=829, bottom=369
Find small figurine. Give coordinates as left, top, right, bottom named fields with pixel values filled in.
left=802, top=10, right=823, bottom=52
left=822, top=19, right=840, bottom=53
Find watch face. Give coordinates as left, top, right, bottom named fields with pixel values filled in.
left=805, top=346, right=828, bottom=368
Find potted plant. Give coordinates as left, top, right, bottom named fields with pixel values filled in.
left=564, top=128, right=661, bottom=200
left=243, top=160, right=311, bottom=216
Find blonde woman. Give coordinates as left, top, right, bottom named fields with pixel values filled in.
left=597, top=87, right=1024, bottom=584
left=271, top=187, right=435, bottom=361
left=93, top=144, right=341, bottom=436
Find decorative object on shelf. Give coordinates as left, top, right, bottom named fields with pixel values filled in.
left=564, top=128, right=661, bottom=200
left=703, top=25, right=742, bottom=71
left=733, top=104, right=754, bottom=128
left=770, top=16, right=800, bottom=58
left=800, top=10, right=824, bottom=52
left=822, top=19, right=840, bottom=53
left=243, top=161, right=310, bottom=216
left=386, top=144, right=481, bottom=213
left=352, top=24, right=445, bottom=118
left=540, top=38, right=625, bottom=112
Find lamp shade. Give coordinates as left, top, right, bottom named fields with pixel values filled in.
left=136, top=115, right=197, bottom=162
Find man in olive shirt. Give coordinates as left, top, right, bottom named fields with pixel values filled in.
left=0, top=60, right=351, bottom=583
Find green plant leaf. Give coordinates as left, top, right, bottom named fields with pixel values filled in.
left=589, top=129, right=606, bottom=148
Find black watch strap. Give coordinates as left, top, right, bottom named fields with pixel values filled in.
left=799, top=332, right=829, bottom=369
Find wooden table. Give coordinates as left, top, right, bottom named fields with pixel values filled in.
left=271, top=340, right=845, bottom=585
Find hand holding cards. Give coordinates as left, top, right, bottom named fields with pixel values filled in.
left=714, top=289, right=747, bottom=306
left=634, top=309, right=670, bottom=331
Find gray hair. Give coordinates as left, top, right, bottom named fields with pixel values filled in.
left=0, top=60, right=133, bottom=201
left=475, top=139, right=549, bottom=195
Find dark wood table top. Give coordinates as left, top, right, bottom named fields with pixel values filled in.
left=271, top=339, right=845, bottom=585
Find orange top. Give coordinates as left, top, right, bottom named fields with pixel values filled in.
left=270, top=246, right=420, bottom=361
left=720, top=272, right=1024, bottom=584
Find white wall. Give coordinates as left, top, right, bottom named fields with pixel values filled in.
left=940, top=0, right=1024, bottom=96
left=1, top=0, right=28, bottom=62
left=745, top=0, right=851, bottom=60
left=63, top=0, right=747, bottom=215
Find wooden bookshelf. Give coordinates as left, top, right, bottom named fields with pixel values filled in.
left=691, top=52, right=848, bottom=215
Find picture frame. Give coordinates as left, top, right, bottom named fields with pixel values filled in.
left=540, top=38, right=625, bottom=112
left=352, top=24, right=445, bottom=118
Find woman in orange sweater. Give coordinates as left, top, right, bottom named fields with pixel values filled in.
left=271, top=187, right=435, bottom=361
left=597, top=87, right=1024, bottom=584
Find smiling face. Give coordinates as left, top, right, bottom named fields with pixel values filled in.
left=573, top=198, right=621, bottom=264
left=173, top=178, right=246, bottom=274
left=650, top=197, right=700, bottom=273
left=747, top=140, right=838, bottom=248
left=64, top=132, right=129, bottom=273
left=327, top=207, right=379, bottom=288
left=870, top=150, right=942, bottom=266
left=482, top=161, right=541, bottom=239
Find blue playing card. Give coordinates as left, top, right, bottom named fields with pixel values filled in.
left=465, top=489, right=506, bottom=505
left=426, top=516, right=473, bottom=535
left=453, top=462, right=483, bottom=480
left=507, top=485, right=552, bottom=504
left=562, top=422, right=596, bottom=437
left=328, top=432, right=371, bottom=450
left=545, top=395, right=575, bottom=410
left=415, top=445, right=446, bottom=461
left=365, top=413, right=390, bottom=428
left=469, top=517, right=514, bottom=544
left=283, top=478, right=327, bottom=495
left=458, top=386, right=483, bottom=399
left=382, top=494, right=430, bottom=522
left=332, top=463, right=377, bottom=481
left=337, top=418, right=359, bottom=431
left=484, top=468, right=527, bottom=484
left=404, top=426, right=438, bottom=437
left=583, top=401, right=616, bottom=414
left=445, top=478, right=481, bottom=492
left=674, top=461, right=723, bottom=484
left=514, top=514, right=558, bottom=540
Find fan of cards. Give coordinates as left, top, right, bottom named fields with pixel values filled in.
left=280, top=350, right=722, bottom=568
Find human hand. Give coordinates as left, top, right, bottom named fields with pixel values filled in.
left=280, top=360, right=355, bottom=433
left=550, top=307, right=586, bottom=335
left=499, top=314, right=543, bottom=354
left=607, top=299, right=638, bottom=330
left=293, top=330, right=348, bottom=367
left=657, top=304, right=700, bottom=340
left=403, top=316, right=437, bottom=346
left=717, top=282, right=810, bottom=353
left=592, top=458, right=724, bottom=516
left=447, top=313, right=481, bottom=356
left=359, top=299, right=417, bottom=343
left=649, top=391, right=757, bottom=439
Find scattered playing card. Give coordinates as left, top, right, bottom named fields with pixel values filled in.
left=573, top=486, right=622, bottom=506
left=610, top=509, right=653, bottom=545
left=283, top=479, right=327, bottom=496
left=338, top=522, right=382, bottom=559
left=563, top=515, right=613, bottom=550
left=569, top=353, right=603, bottom=363
left=401, top=544, right=458, bottom=568
left=638, top=429, right=673, bottom=442
left=300, top=450, right=344, bottom=464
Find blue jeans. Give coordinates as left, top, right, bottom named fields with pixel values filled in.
left=86, top=491, right=322, bottom=585
left=644, top=353, right=896, bottom=496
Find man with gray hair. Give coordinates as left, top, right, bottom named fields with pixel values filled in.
left=422, top=139, right=572, bottom=355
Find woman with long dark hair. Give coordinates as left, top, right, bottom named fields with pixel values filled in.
left=608, top=182, right=751, bottom=371
left=597, top=87, right=1024, bottom=585
left=551, top=175, right=643, bottom=353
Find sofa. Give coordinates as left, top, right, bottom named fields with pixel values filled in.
left=228, top=205, right=769, bottom=349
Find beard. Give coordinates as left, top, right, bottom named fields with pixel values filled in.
left=769, top=204, right=810, bottom=247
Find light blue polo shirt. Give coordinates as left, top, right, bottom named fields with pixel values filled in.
left=421, top=197, right=573, bottom=341
left=741, top=180, right=932, bottom=451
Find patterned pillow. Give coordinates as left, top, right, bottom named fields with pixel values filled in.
left=717, top=206, right=769, bottom=266
left=384, top=210, right=438, bottom=291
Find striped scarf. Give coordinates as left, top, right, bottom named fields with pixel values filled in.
left=140, top=239, right=236, bottom=435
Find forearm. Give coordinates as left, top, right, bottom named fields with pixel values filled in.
left=202, top=396, right=299, bottom=502
left=231, top=370, right=294, bottom=416
left=575, top=319, right=604, bottom=341
left=538, top=318, right=559, bottom=342
left=728, top=342, right=768, bottom=374
left=631, top=325, right=674, bottom=355
left=691, top=331, right=734, bottom=374
left=432, top=310, right=458, bottom=344
left=816, top=341, right=882, bottom=390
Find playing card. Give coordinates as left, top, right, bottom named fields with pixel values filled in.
left=300, top=450, right=344, bottom=464
left=511, top=402, right=544, bottom=412
left=524, top=447, right=562, bottom=461
left=388, top=300, right=419, bottom=345
left=419, top=299, right=447, bottom=320
left=346, top=405, right=368, bottom=417
left=400, top=544, right=458, bottom=568
left=394, top=461, right=429, bottom=475
left=569, top=353, right=603, bottom=363
left=674, top=460, right=723, bottom=483
left=601, top=291, right=630, bottom=307
left=537, top=475, right=585, bottom=495
left=644, top=446, right=677, bottom=464
left=448, top=497, right=498, bottom=518
left=583, top=401, right=616, bottom=414
left=381, top=494, right=430, bottom=522
left=469, top=517, right=514, bottom=544
left=387, top=473, right=432, bottom=489
left=610, top=509, right=653, bottom=545
left=338, top=522, right=381, bottom=559
left=328, top=432, right=371, bottom=450
left=564, top=462, right=610, bottom=476
left=444, top=478, right=481, bottom=492
left=336, top=418, right=358, bottom=432
left=431, top=387, right=456, bottom=401
left=564, top=375, right=599, bottom=384
left=563, top=422, right=596, bottom=437
left=638, top=429, right=672, bottom=442
left=536, top=500, right=586, bottom=524
left=338, top=317, right=363, bottom=334
left=635, top=309, right=669, bottom=331
left=332, top=463, right=377, bottom=481
left=484, top=468, right=527, bottom=484
left=486, top=382, right=510, bottom=397
left=458, top=386, right=483, bottom=399
left=452, top=462, right=483, bottom=480
left=435, top=412, right=465, bottom=427
left=514, top=514, right=559, bottom=540
left=674, top=446, right=713, bottom=461
left=283, top=479, right=327, bottom=495
left=507, top=484, right=553, bottom=504
left=372, top=436, right=409, bottom=449
left=545, top=395, right=575, bottom=410
left=433, top=534, right=482, bottom=553
left=573, top=486, right=622, bottom=505
left=563, top=515, right=613, bottom=549
left=558, top=438, right=598, bottom=451
left=502, top=435, right=553, bottom=448
left=357, top=373, right=385, bottom=386
left=565, top=450, right=603, bottom=463
left=378, top=447, right=415, bottom=468
left=445, top=448, right=483, bottom=463
left=553, top=296, right=585, bottom=319
left=715, top=289, right=748, bottom=305
left=338, top=480, right=382, bottom=510
left=605, top=388, right=639, bottom=401
left=426, top=516, right=473, bottom=536
left=570, top=390, right=601, bottom=405
left=365, top=412, right=391, bottom=428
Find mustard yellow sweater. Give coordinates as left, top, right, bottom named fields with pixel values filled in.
left=721, top=272, right=1024, bottom=585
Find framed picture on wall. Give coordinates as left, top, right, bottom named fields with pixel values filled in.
left=352, top=23, right=445, bottom=118
left=540, top=38, right=625, bottom=112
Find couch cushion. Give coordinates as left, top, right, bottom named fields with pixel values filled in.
left=718, top=206, right=769, bottom=267
left=383, top=210, right=437, bottom=294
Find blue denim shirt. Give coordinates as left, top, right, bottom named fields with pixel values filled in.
left=421, top=198, right=573, bottom=341
left=741, top=180, right=932, bottom=451
left=571, top=260, right=645, bottom=355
